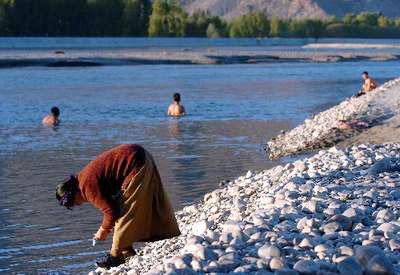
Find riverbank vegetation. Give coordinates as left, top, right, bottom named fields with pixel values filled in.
left=1, top=0, right=400, bottom=38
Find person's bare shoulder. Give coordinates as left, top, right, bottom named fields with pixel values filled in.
left=42, top=115, right=52, bottom=126
left=167, top=104, right=174, bottom=115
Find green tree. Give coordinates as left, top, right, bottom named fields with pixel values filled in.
left=343, top=13, right=355, bottom=25
left=229, top=12, right=269, bottom=38
left=269, top=17, right=288, bottom=37
left=355, top=12, right=379, bottom=26
left=185, top=11, right=208, bottom=36
left=87, top=0, right=124, bottom=36
left=206, top=23, right=220, bottom=38
left=148, top=0, right=186, bottom=37
left=122, top=0, right=151, bottom=36
left=377, top=15, right=391, bottom=28
left=0, top=0, right=10, bottom=35
left=288, top=20, right=306, bottom=37
left=304, top=19, right=325, bottom=39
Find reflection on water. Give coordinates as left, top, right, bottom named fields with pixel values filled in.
left=1, top=60, right=400, bottom=273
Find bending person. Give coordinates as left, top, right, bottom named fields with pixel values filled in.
left=56, top=144, right=180, bottom=269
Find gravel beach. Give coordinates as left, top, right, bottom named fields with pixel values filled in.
left=89, top=78, right=400, bottom=275
left=92, top=143, right=400, bottom=275
left=267, top=77, right=400, bottom=160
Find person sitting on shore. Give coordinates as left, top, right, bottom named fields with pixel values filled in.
left=56, top=144, right=180, bottom=269
left=42, top=106, right=60, bottom=127
left=168, top=93, right=185, bottom=117
left=357, top=72, right=377, bottom=97
left=337, top=119, right=369, bottom=131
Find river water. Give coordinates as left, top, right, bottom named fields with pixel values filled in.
left=0, top=38, right=399, bottom=274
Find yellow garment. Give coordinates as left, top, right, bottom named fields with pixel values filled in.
left=111, top=152, right=180, bottom=255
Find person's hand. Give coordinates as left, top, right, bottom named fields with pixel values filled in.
left=93, top=227, right=110, bottom=241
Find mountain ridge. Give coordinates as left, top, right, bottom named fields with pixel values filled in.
left=178, top=0, right=400, bottom=20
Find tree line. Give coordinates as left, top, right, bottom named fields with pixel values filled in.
left=1, top=0, right=400, bottom=38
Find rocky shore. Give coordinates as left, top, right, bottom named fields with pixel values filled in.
left=92, top=143, right=400, bottom=275
left=89, top=78, right=400, bottom=275
left=266, top=77, right=400, bottom=160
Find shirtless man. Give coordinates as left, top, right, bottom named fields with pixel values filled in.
left=42, top=106, right=60, bottom=126
left=362, top=71, right=377, bottom=93
left=167, top=93, right=185, bottom=117
left=337, top=119, right=369, bottom=131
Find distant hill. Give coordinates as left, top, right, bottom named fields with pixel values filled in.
left=179, top=0, right=400, bottom=20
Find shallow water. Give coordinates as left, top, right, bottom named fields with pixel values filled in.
left=0, top=51, right=400, bottom=273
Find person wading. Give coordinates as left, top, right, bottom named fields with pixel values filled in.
left=42, top=106, right=60, bottom=127
left=56, top=144, right=180, bottom=268
left=167, top=93, right=186, bottom=117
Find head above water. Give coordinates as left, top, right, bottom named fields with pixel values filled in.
left=51, top=106, right=60, bottom=118
left=362, top=71, right=369, bottom=79
left=173, top=93, right=181, bottom=103
left=56, top=175, right=79, bottom=209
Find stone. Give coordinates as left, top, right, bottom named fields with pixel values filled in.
left=328, top=215, right=352, bottom=231
left=302, top=200, right=319, bottom=214
left=217, top=253, right=241, bottom=272
left=377, top=223, right=400, bottom=234
left=234, top=264, right=256, bottom=273
left=354, top=246, right=385, bottom=268
left=365, top=254, right=395, bottom=275
left=293, top=260, right=319, bottom=274
left=369, top=157, right=400, bottom=176
left=338, top=246, right=353, bottom=256
left=376, top=209, right=395, bottom=222
left=190, top=260, right=202, bottom=271
left=222, top=221, right=242, bottom=235
left=191, top=220, right=209, bottom=236
left=183, top=244, right=216, bottom=261
left=258, top=245, right=281, bottom=259
left=269, top=258, right=285, bottom=270
left=274, top=269, right=299, bottom=275
left=314, top=244, right=328, bottom=253
left=389, top=239, right=400, bottom=251
left=298, top=238, right=313, bottom=249
left=322, top=222, right=341, bottom=234
left=342, top=208, right=362, bottom=223
left=294, top=161, right=307, bottom=172
left=337, top=257, right=363, bottom=275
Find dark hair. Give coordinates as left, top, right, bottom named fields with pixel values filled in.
left=56, top=175, right=78, bottom=210
left=173, top=93, right=181, bottom=103
left=362, top=71, right=369, bottom=76
left=51, top=106, right=60, bottom=117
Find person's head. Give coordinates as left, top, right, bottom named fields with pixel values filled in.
left=173, top=93, right=181, bottom=103
left=56, top=175, right=80, bottom=210
left=362, top=71, right=369, bottom=80
left=51, top=106, right=60, bottom=118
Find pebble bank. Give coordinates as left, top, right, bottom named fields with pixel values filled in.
left=266, top=77, right=400, bottom=160
left=92, top=143, right=400, bottom=275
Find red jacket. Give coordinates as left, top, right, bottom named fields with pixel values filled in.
left=77, top=144, right=145, bottom=231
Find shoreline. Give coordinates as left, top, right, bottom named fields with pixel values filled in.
left=92, top=78, right=400, bottom=274
left=93, top=143, right=400, bottom=275
left=266, top=77, right=400, bottom=160
left=1, top=48, right=400, bottom=68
